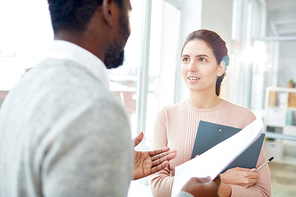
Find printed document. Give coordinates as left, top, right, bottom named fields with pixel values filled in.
left=171, top=118, right=263, bottom=197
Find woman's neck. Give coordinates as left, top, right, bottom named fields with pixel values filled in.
left=188, top=90, right=222, bottom=108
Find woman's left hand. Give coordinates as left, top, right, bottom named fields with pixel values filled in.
left=220, top=167, right=258, bottom=188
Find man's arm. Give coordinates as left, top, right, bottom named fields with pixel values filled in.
left=180, top=176, right=220, bottom=197
left=133, top=132, right=177, bottom=180
left=133, top=132, right=220, bottom=197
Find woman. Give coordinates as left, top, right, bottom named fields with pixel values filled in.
left=149, top=29, right=271, bottom=197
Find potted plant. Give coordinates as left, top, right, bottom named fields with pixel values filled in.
left=288, top=79, right=295, bottom=88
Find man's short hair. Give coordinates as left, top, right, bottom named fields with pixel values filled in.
left=48, top=0, right=123, bottom=34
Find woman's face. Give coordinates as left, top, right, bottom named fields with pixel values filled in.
left=181, top=39, right=224, bottom=94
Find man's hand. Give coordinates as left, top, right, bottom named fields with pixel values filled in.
left=220, top=167, right=258, bottom=188
left=181, top=176, right=220, bottom=197
left=133, top=132, right=177, bottom=180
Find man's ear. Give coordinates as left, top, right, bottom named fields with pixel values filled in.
left=217, top=61, right=225, bottom=77
left=102, top=0, right=114, bottom=27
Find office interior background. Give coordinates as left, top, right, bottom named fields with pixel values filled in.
left=0, top=0, right=296, bottom=196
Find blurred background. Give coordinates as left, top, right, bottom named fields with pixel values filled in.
left=0, top=0, right=296, bottom=196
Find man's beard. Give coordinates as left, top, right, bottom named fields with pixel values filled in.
left=104, top=39, right=125, bottom=69
left=104, top=12, right=130, bottom=69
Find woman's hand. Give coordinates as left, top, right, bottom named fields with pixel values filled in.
left=220, top=167, right=258, bottom=188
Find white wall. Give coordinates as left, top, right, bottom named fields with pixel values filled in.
left=176, top=0, right=202, bottom=102
left=201, top=0, right=234, bottom=100
left=201, top=0, right=233, bottom=55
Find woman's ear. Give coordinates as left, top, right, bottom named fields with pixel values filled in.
left=217, top=61, right=225, bottom=77
left=102, top=0, right=114, bottom=27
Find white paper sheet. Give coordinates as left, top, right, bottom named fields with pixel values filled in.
left=171, top=118, right=263, bottom=197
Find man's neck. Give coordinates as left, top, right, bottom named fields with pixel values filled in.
left=54, top=32, right=105, bottom=62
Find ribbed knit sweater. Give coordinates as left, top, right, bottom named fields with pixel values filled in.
left=149, top=100, right=271, bottom=197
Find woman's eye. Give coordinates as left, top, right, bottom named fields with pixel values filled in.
left=199, top=58, right=206, bottom=62
left=182, top=58, right=189, bottom=62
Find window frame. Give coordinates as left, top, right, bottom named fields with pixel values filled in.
left=136, top=0, right=183, bottom=149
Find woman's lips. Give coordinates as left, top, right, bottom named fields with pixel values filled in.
left=188, top=76, right=200, bottom=83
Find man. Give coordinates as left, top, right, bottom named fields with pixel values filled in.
left=0, top=0, right=220, bottom=196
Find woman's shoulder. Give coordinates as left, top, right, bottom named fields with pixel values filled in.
left=222, top=100, right=252, bottom=113
left=221, top=100, right=256, bottom=126
left=162, top=100, right=187, bottom=110
left=158, top=100, right=187, bottom=115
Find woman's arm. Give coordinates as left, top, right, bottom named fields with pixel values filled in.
left=219, top=146, right=271, bottom=197
left=218, top=182, right=232, bottom=197
left=217, top=107, right=271, bottom=197
left=149, top=108, right=175, bottom=197
left=149, top=167, right=175, bottom=197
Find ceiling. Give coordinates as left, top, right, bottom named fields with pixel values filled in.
left=266, top=0, right=296, bottom=37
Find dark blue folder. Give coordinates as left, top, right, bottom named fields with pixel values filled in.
left=191, top=121, right=265, bottom=172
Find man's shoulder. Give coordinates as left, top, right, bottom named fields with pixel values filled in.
left=27, top=58, right=111, bottom=100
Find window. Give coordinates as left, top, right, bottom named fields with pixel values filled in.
left=0, top=0, right=53, bottom=91
left=251, top=38, right=296, bottom=118
left=109, top=0, right=182, bottom=151
left=0, top=1, right=183, bottom=153
left=144, top=0, right=181, bottom=148
left=230, top=0, right=266, bottom=108
left=108, top=0, right=144, bottom=137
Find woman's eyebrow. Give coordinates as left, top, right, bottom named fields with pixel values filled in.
left=181, top=54, right=209, bottom=58
left=196, top=54, right=209, bottom=58
left=181, top=54, right=190, bottom=58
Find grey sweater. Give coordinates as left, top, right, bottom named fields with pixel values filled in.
left=0, top=58, right=194, bottom=197
left=0, top=58, right=133, bottom=197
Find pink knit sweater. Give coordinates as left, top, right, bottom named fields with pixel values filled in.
left=149, top=100, right=271, bottom=197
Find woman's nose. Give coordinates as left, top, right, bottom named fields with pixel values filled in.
left=188, top=61, right=197, bottom=72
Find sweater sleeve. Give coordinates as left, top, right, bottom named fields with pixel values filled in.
left=231, top=146, right=271, bottom=197
left=149, top=108, right=174, bottom=197
left=229, top=108, right=271, bottom=197
left=177, top=191, right=194, bottom=197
